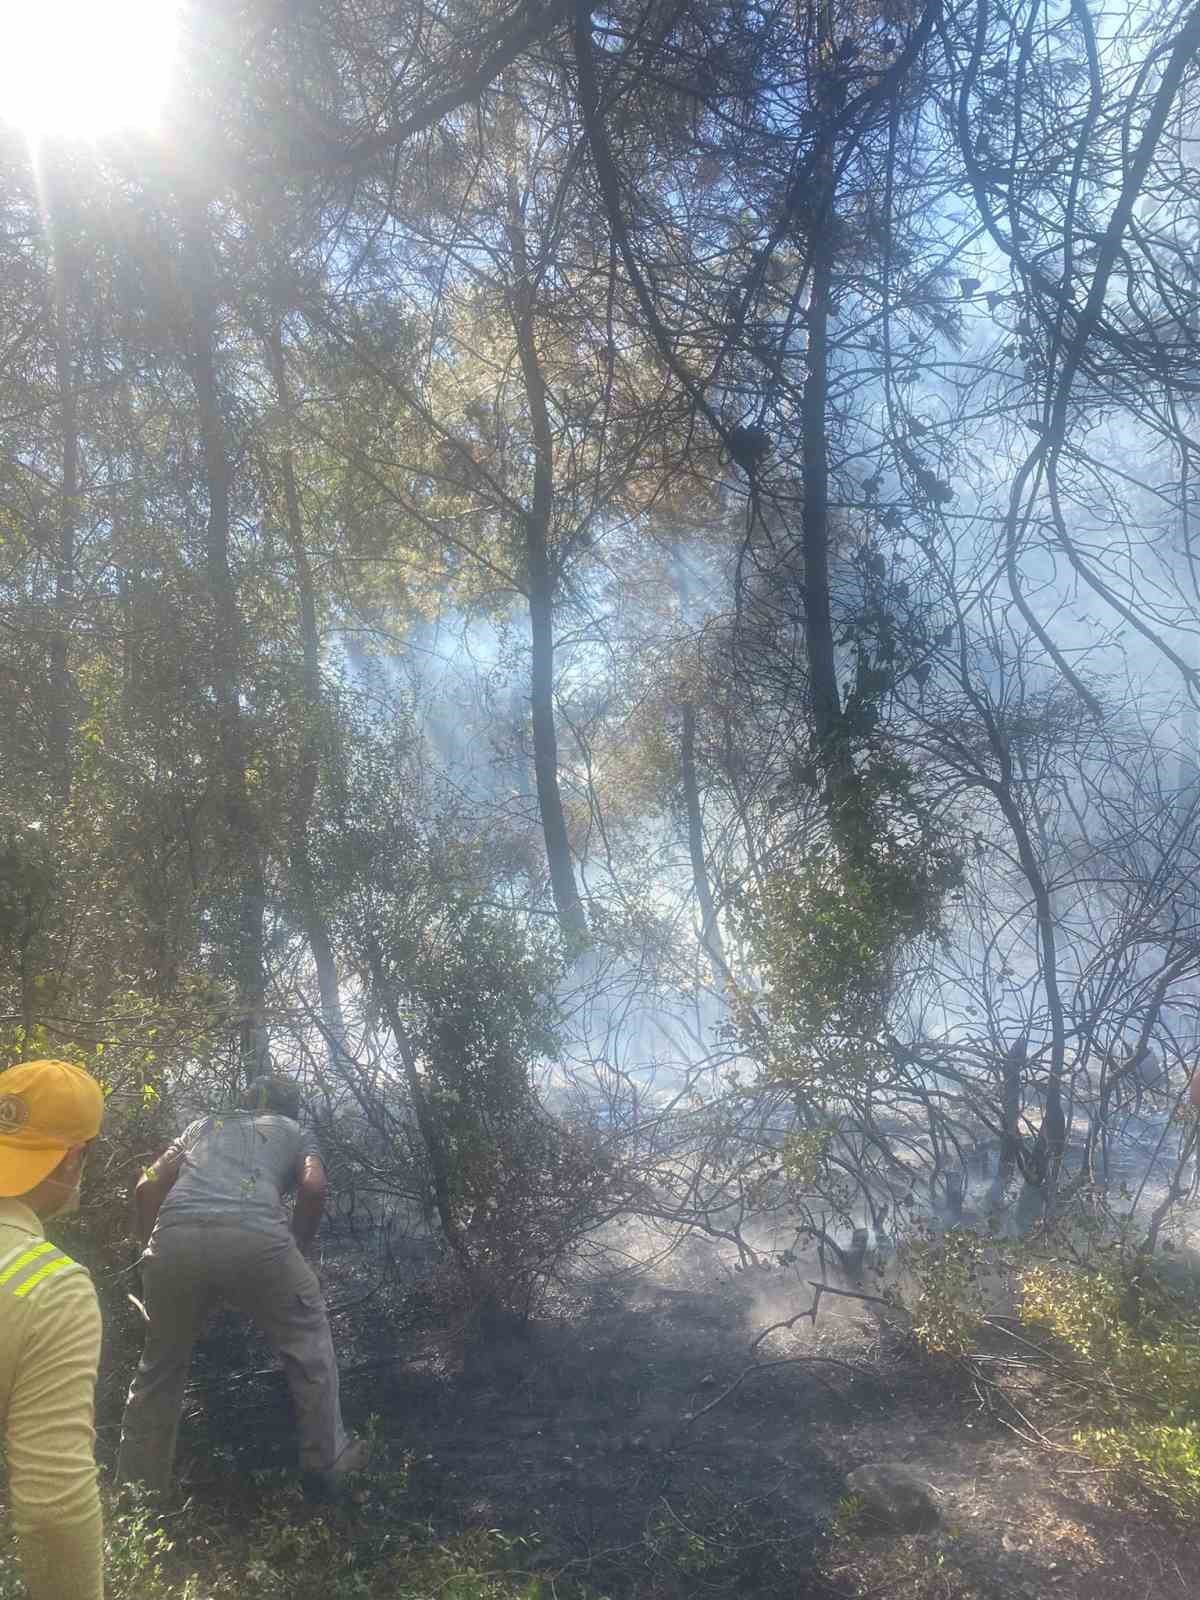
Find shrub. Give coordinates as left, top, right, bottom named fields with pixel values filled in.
left=903, top=1225, right=998, bottom=1355
left=334, top=903, right=625, bottom=1326
left=0, top=1486, right=584, bottom=1599
left=903, top=1229, right=1200, bottom=1516
left=1021, top=1257, right=1200, bottom=1513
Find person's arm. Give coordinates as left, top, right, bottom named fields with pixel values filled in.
left=292, top=1155, right=328, bottom=1253
left=8, top=1274, right=103, bottom=1600
left=133, top=1147, right=185, bottom=1248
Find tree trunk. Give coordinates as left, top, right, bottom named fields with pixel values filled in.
left=49, top=212, right=78, bottom=810
left=366, top=943, right=472, bottom=1277
left=680, top=703, right=729, bottom=978
left=264, top=325, right=350, bottom=1071
left=507, top=185, right=588, bottom=941
left=998, top=1035, right=1025, bottom=1188
left=799, top=20, right=844, bottom=764
left=672, top=547, right=728, bottom=976
left=800, top=224, right=841, bottom=756
left=991, top=774, right=1067, bottom=1204
left=185, top=211, right=268, bottom=1080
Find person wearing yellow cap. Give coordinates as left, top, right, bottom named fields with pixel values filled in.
left=0, top=1057, right=105, bottom=1600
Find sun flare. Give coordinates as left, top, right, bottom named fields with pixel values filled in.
left=0, top=0, right=177, bottom=138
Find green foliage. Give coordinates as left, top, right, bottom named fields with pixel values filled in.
left=736, top=758, right=962, bottom=1090
left=414, top=911, right=620, bottom=1318
left=647, top=1513, right=721, bottom=1577
left=1084, top=1420, right=1200, bottom=1511
left=332, top=856, right=621, bottom=1319
left=828, top=1492, right=867, bottom=1540
left=905, top=1227, right=996, bottom=1356
left=0, top=827, right=56, bottom=962
left=0, top=1483, right=577, bottom=1600
left=778, top=1128, right=833, bottom=1187
left=418, top=909, right=563, bottom=1134
left=902, top=1230, right=1200, bottom=1517
left=104, top=1494, right=178, bottom=1597
left=1021, top=1259, right=1200, bottom=1514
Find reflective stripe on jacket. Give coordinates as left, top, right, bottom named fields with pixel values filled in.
left=0, top=1198, right=103, bottom=1600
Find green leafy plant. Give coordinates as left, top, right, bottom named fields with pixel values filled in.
left=1020, top=1258, right=1200, bottom=1513
left=901, top=1228, right=1200, bottom=1517
left=104, top=1493, right=177, bottom=1598
left=734, top=754, right=963, bottom=1093
left=828, top=1492, right=867, bottom=1540
left=904, top=1226, right=997, bottom=1356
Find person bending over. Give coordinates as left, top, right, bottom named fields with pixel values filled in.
left=117, top=1074, right=365, bottom=1495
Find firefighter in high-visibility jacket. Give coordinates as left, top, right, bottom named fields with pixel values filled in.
left=0, top=1058, right=105, bottom=1600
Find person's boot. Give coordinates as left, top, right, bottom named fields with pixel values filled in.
left=302, top=1436, right=370, bottom=1501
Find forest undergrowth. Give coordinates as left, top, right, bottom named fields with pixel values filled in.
left=3, top=1226, right=1197, bottom=1600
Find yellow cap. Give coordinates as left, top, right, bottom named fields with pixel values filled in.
left=0, top=1060, right=104, bottom=1197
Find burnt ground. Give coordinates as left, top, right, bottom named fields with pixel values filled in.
left=91, top=1231, right=1200, bottom=1600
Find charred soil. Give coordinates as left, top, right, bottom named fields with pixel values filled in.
left=90, top=1235, right=1200, bottom=1600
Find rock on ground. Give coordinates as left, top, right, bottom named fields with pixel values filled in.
left=845, top=1461, right=940, bottom=1533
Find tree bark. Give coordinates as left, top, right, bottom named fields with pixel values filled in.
left=998, top=1035, right=1025, bottom=1188
left=800, top=224, right=841, bottom=756
left=680, top=702, right=729, bottom=978
left=185, top=211, right=268, bottom=1080
left=48, top=210, right=78, bottom=810
left=366, top=941, right=472, bottom=1276
left=264, top=324, right=350, bottom=1072
left=990, top=771, right=1067, bottom=1200
left=799, top=19, right=844, bottom=764
left=507, top=185, right=588, bottom=941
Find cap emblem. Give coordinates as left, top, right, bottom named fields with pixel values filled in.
left=0, top=1096, right=30, bottom=1133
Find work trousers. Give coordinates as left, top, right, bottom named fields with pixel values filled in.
left=116, top=1223, right=349, bottom=1490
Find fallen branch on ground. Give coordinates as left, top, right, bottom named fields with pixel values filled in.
left=750, top=1280, right=908, bottom=1355
left=671, top=1351, right=875, bottom=1447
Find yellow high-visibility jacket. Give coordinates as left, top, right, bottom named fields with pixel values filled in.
left=0, top=1198, right=102, bottom=1599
